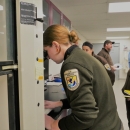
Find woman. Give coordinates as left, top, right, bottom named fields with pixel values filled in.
left=44, top=25, right=123, bottom=130
left=82, top=41, right=115, bottom=85
left=122, top=69, right=130, bottom=129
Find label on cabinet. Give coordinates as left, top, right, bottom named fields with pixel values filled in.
left=20, top=2, right=36, bottom=25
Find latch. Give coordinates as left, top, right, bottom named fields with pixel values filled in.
left=2, top=65, right=18, bottom=70
left=34, top=18, right=44, bottom=23
left=34, top=7, right=44, bottom=23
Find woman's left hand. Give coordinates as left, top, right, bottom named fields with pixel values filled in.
left=45, top=115, right=54, bottom=130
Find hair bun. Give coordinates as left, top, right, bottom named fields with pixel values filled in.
left=69, top=30, right=80, bottom=43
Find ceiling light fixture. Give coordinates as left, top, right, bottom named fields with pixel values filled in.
left=107, top=28, right=130, bottom=32
left=0, top=5, right=3, bottom=11
left=106, top=36, right=129, bottom=39
left=108, top=2, right=130, bottom=13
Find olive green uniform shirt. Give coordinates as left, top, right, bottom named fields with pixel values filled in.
left=59, top=46, right=121, bottom=130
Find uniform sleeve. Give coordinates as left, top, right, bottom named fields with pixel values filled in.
left=99, top=56, right=108, bottom=64
left=98, top=51, right=108, bottom=60
left=94, top=55, right=115, bottom=85
left=59, top=63, right=99, bottom=130
left=95, top=55, right=108, bottom=65
left=60, top=98, right=70, bottom=109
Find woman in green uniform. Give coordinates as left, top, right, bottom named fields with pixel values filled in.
left=44, top=25, right=123, bottom=130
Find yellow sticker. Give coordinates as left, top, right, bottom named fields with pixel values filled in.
left=124, top=90, right=130, bottom=95
left=38, top=76, right=43, bottom=80
left=104, top=64, right=111, bottom=70
left=64, top=69, right=80, bottom=91
left=38, top=59, right=43, bottom=62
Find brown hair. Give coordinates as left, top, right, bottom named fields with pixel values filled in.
left=70, top=30, right=80, bottom=43
left=43, top=25, right=80, bottom=47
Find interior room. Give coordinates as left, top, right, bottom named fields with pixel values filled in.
left=0, top=0, right=130, bottom=130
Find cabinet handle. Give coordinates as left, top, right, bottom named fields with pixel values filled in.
left=34, top=18, right=44, bottom=23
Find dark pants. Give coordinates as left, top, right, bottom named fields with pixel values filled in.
left=126, top=99, right=130, bottom=128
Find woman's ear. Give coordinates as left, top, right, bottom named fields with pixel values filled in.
left=52, top=41, right=60, bottom=53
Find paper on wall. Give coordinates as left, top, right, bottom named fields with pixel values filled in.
left=35, top=59, right=44, bottom=80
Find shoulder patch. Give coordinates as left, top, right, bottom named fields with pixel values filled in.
left=64, top=69, right=80, bottom=91
left=104, top=64, right=111, bottom=70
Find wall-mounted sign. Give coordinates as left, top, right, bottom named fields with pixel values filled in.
left=20, top=2, right=36, bottom=25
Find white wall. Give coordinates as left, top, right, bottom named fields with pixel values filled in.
left=49, top=27, right=86, bottom=76
left=115, top=39, right=130, bottom=79
left=90, top=39, right=130, bottom=79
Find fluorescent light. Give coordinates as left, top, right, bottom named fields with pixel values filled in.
left=109, top=2, right=130, bottom=13
left=107, top=28, right=130, bottom=32
left=106, top=36, right=129, bottom=39
left=0, top=5, right=3, bottom=11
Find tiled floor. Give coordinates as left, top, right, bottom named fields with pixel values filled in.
left=113, top=80, right=129, bottom=130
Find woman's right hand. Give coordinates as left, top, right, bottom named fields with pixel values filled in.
left=111, top=66, right=116, bottom=71
left=44, top=100, right=63, bottom=109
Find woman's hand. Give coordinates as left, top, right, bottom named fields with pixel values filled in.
left=44, top=100, right=63, bottom=109
left=111, top=66, right=116, bottom=71
left=45, top=115, right=60, bottom=130
left=45, top=115, right=54, bottom=130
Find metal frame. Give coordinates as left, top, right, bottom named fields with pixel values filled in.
left=0, top=68, right=19, bottom=130
left=0, top=1, right=19, bottom=129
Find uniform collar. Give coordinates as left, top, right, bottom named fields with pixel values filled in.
left=102, top=48, right=109, bottom=54
left=64, top=45, right=78, bottom=60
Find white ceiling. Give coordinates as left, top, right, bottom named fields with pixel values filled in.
left=51, top=0, right=130, bottom=40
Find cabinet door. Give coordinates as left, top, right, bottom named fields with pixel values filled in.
left=43, top=0, right=50, bottom=31
left=63, top=15, right=71, bottom=30
left=0, top=67, right=18, bottom=130
left=51, top=2, right=61, bottom=25
left=0, top=0, right=19, bottom=130
left=0, top=0, right=17, bottom=61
